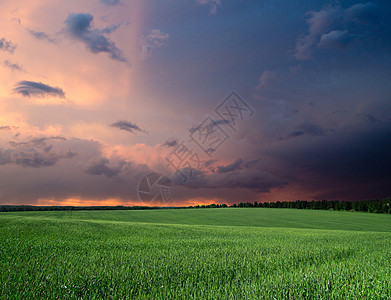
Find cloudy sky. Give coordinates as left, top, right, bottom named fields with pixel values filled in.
left=1, top=0, right=390, bottom=206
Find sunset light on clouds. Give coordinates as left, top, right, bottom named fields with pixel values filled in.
left=1, top=0, right=391, bottom=206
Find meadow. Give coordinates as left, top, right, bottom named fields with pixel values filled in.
left=0, top=208, right=390, bottom=299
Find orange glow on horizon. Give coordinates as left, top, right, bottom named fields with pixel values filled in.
left=29, top=197, right=225, bottom=207
left=35, top=198, right=133, bottom=207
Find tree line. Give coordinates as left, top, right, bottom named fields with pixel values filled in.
left=0, top=198, right=390, bottom=213
left=191, top=198, right=391, bottom=214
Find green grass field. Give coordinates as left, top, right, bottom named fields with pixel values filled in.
left=0, top=208, right=390, bottom=299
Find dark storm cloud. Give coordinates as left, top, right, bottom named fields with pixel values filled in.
left=171, top=156, right=286, bottom=194
left=26, top=29, right=56, bottom=43
left=14, top=81, right=65, bottom=98
left=84, top=157, right=124, bottom=177
left=3, top=60, right=23, bottom=71
left=0, top=136, right=76, bottom=168
left=266, top=122, right=391, bottom=200
left=172, top=166, right=287, bottom=194
left=217, top=170, right=286, bottom=192
left=64, top=13, right=127, bottom=63
left=0, top=38, right=16, bottom=54
left=2, top=0, right=391, bottom=206
left=111, top=120, right=146, bottom=134
left=247, top=1, right=391, bottom=202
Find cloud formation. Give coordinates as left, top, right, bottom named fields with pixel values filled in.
left=1, top=137, right=76, bottom=168
left=111, top=120, right=146, bottom=134
left=26, top=29, right=56, bottom=43
left=285, top=123, right=326, bottom=140
left=0, top=137, right=151, bottom=204
left=216, top=158, right=243, bottom=173
left=84, top=157, right=124, bottom=177
left=0, top=38, right=16, bottom=54
left=64, top=13, right=127, bottom=63
left=0, top=0, right=390, bottom=205
left=14, top=81, right=65, bottom=98
left=295, top=2, right=378, bottom=60
left=173, top=165, right=286, bottom=194
left=189, top=119, right=230, bottom=134
left=317, top=30, right=354, bottom=49
left=162, top=138, right=178, bottom=147
left=3, top=60, right=23, bottom=71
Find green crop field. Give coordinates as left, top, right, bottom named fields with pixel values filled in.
left=0, top=208, right=390, bottom=299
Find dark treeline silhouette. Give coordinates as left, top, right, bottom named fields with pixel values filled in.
left=0, top=198, right=390, bottom=213
left=191, top=198, right=391, bottom=214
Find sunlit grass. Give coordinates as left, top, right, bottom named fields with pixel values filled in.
left=1, top=208, right=390, bottom=299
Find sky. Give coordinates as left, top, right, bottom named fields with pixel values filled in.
left=0, top=0, right=390, bottom=206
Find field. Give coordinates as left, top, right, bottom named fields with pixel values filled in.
left=0, top=208, right=390, bottom=299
